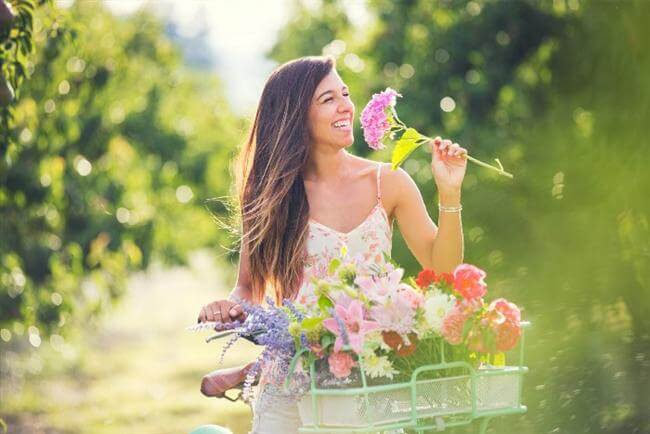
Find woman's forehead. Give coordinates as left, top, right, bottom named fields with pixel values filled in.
left=314, top=71, right=347, bottom=99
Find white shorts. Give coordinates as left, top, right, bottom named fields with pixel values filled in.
left=249, top=383, right=302, bottom=434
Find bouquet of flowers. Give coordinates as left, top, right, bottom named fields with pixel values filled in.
left=195, top=247, right=523, bottom=401
left=360, top=87, right=514, bottom=179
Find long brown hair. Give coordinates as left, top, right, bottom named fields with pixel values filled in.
left=233, top=56, right=335, bottom=304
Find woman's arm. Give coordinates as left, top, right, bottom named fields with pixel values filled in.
left=197, top=237, right=253, bottom=323
left=391, top=138, right=467, bottom=273
left=392, top=169, right=463, bottom=272
left=229, top=237, right=253, bottom=303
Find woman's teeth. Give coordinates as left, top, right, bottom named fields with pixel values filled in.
left=333, top=120, right=350, bottom=128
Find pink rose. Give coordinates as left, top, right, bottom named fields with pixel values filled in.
left=328, top=351, right=356, bottom=379
left=453, top=264, right=487, bottom=301
left=495, top=321, right=521, bottom=351
left=441, top=307, right=468, bottom=345
left=456, top=297, right=484, bottom=316
left=488, top=298, right=521, bottom=351
left=489, top=298, right=521, bottom=324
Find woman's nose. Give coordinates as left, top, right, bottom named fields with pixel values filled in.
left=339, top=99, right=354, bottom=113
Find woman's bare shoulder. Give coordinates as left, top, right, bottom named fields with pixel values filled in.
left=350, top=156, right=412, bottom=217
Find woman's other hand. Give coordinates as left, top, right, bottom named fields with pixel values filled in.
left=197, top=300, right=246, bottom=324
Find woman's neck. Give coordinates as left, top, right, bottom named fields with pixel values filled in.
left=303, top=148, right=353, bottom=182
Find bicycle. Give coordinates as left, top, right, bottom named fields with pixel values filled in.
left=189, top=322, right=531, bottom=434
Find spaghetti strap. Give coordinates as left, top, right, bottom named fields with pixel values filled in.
left=376, top=162, right=382, bottom=201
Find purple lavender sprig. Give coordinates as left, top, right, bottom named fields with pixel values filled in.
left=217, top=333, right=241, bottom=365
left=211, top=297, right=299, bottom=398
left=300, top=332, right=309, bottom=348
left=242, top=354, right=263, bottom=402
left=283, top=298, right=305, bottom=321
left=330, top=307, right=350, bottom=347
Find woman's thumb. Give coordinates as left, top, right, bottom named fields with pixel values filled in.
left=229, top=304, right=242, bottom=317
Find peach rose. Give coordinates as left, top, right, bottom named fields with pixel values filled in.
left=328, top=351, right=356, bottom=379
left=441, top=307, right=468, bottom=345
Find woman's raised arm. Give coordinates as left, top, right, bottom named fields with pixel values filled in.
left=391, top=137, right=467, bottom=273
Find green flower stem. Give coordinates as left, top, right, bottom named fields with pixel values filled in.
left=389, top=106, right=407, bottom=128
left=387, top=106, right=514, bottom=178
left=415, top=136, right=514, bottom=179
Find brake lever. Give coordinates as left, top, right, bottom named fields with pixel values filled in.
left=223, top=388, right=244, bottom=402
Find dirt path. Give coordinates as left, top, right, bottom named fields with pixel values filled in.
left=0, top=250, right=258, bottom=434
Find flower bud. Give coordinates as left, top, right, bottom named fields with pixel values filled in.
left=288, top=321, right=301, bottom=338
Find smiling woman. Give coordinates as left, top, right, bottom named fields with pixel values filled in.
left=197, top=52, right=466, bottom=434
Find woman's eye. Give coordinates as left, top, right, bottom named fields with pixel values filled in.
left=324, top=93, right=350, bottom=103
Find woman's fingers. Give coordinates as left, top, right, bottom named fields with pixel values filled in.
left=229, top=304, right=244, bottom=320
left=219, top=301, right=232, bottom=323
left=200, top=302, right=219, bottom=323
left=197, top=300, right=243, bottom=324
left=197, top=306, right=207, bottom=323
left=437, top=140, right=467, bottom=159
left=198, top=300, right=245, bottom=323
left=432, top=138, right=455, bottom=160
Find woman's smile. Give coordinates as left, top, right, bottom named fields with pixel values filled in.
left=332, top=117, right=352, bottom=132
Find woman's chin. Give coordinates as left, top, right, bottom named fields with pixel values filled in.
left=340, top=134, right=355, bottom=148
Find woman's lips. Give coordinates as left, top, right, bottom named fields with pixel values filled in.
left=333, top=124, right=352, bottom=132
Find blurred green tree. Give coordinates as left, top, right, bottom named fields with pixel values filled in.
left=0, top=2, right=241, bottom=337
left=1, top=0, right=59, bottom=155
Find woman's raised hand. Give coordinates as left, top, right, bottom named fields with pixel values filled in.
left=197, top=299, right=246, bottom=324
left=429, top=136, right=468, bottom=193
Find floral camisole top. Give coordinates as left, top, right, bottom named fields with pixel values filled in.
left=295, top=161, right=394, bottom=306
left=257, top=162, right=393, bottom=392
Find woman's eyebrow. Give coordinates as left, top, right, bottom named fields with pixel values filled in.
left=316, top=86, right=349, bottom=100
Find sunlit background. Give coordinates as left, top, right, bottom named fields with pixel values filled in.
left=1, top=0, right=649, bottom=433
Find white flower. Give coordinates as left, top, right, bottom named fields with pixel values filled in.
left=423, top=290, right=456, bottom=334
left=361, top=350, right=399, bottom=380
left=364, top=330, right=392, bottom=352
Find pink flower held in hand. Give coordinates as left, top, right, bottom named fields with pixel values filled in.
left=453, top=264, right=487, bottom=301
left=360, top=87, right=402, bottom=150
left=441, top=306, right=469, bottom=345
left=328, top=351, right=356, bottom=379
left=323, top=300, right=380, bottom=353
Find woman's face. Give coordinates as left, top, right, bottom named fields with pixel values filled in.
left=307, top=69, right=355, bottom=150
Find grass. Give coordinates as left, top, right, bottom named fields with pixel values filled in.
left=0, top=250, right=261, bottom=434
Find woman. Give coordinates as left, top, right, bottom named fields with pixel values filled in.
left=197, top=55, right=467, bottom=433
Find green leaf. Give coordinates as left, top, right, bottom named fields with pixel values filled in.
left=321, top=333, right=334, bottom=349
left=328, top=257, right=341, bottom=275
left=301, top=317, right=324, bottom=330
left=462, top=318, right=474, bottom=339
left=318, top=295, right=334, bottom=312
left=391, top=127, right=423, bottom=170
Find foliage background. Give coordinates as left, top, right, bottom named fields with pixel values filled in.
left=1, top=0, right=649, bottom=433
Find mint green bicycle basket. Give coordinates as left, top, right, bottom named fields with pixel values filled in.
left=297, top=321, right=531, bottom=434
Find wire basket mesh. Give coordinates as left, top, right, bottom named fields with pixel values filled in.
left=298, top=369, right=522, bottom=428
